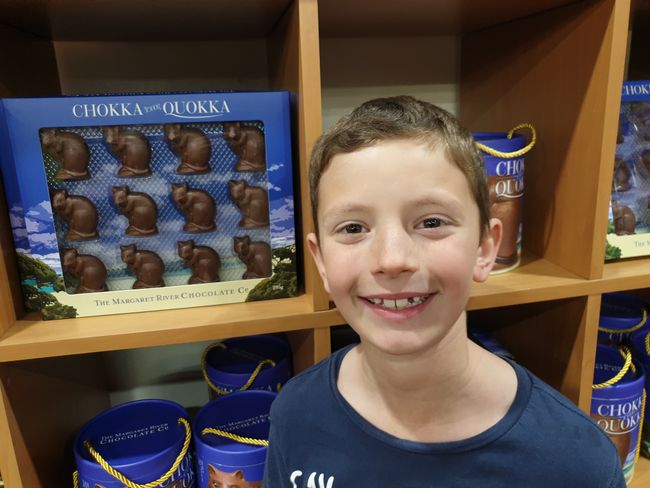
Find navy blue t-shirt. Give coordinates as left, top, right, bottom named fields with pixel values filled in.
left=264, top=346, right=625, bottom=487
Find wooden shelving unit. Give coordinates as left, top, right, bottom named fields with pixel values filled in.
left=0, top=0, right=647, bottom=486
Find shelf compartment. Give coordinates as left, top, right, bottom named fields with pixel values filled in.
left=0, top=0, right=292, bottom=41
left=0, top=293, right=344, bottom=363
left=318, top=0, right=577, bottom=37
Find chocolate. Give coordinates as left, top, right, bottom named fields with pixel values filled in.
left=164, top=123, right=211, bottom=174
left=120, top=244, right=165, bottom=288
left=612, top=201, right=636, bottom=235
left=112, top=186, right=158, bottom=236
left=171, top=183, right=217, bottom=233
left=62, top=248, right=108, bottom=293
left=103, top=126, right=152, bottom=177
left=224, top=122, right=266, bottom=172
left=178, top=240, right=221, bottom=283
left=233, top=236, right=272, bottom=279
left=228, top=180, right=269, bottom=228
left=613, top=158, right=632, bottom=192
left=641, top=149, right=650, bottom=173
left=40, top=128, right=90, bottom=180
left=51, top=189, right=99, bottom=241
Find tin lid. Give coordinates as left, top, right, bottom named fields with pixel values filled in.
left=599, top=292, right=648, bottom=333
left=74, top=399, right=190, bottom=484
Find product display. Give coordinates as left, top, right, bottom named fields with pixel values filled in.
left=74, top=399, right=195, bottom=488
left=591, top=344, right=646, bottom=484
left=0, top=91, right=297, bottom=319
left=606, top=80, right=650, bottom=260
left=193, top=390, right=276, bottom=488
left=474, top=125, right=536, bottom=274
left=202, top=334, right=292, bottom=400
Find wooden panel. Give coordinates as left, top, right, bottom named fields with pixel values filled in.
left=0, top=356, right=111, bottom=487
left=461, top=0, right=630, bottom=279
left=0, top=180, right=20, bottom=335
left=318, top=0, right=578, bottom=37
left=0, top=295, right=345, bottom=362
left=287, top=326, right=331, bottom=373
left=0, top=0, right=291, bottom=41
left=471, top=296, right=597, bottom=409
left=0, top=373, right=40, bottom=487
left=269, top=0, right=329, bottom=311
left=631, top=457, right=650, bottom=488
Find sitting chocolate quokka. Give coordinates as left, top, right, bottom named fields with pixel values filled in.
left=120, top=244, right=165, bottom=289
left=171, top=183, right=217, bottom=233
left=103, top=126, right=152, bottom=177
left=262, top=96, right=626, bottom=488
left=228, top=179, right=269, bottom=228
left=40, top=128, right=91, bottom=180
left=62, top=248, right=108, bottom=293
left=164, top=123, right=212, bottom=174
left=177, top=240, right=221, bottom=284
left=233, top=235, right=272, bottom=279
left=51, top=189, right=99, bottom=241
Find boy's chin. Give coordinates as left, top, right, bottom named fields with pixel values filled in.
left=360, top=331, right=450, bottom=358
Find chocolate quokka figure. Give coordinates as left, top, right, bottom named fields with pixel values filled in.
left=612, top=201, right=636, bottom=235
left=223, top=122, right=266, bottom=172
left=51, top=189, right=99, bottom=241
left=228, top=180, right=269, bottom=228
left=164, top=123, right=211, bottom=174
left=120, top=244, right=165, bottom=289
left=171, top=183, right=216, bottom=233
left=233, top=235, right=272, bottom=279
left=40, top=128, right=90, bottom=180
left=177, top=240, right=221, bottom=283
left=613, top=158, right=632, bottom=192
left=112, top=186, right=158, bottom=236
left=103, top=126, right=152, bottom=177
left=62, top=248, right=108, bottom=293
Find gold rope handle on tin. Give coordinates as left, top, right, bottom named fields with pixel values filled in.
left=201, top=342, right=276, bottom=396
left=592, top=346, right=634, bottom=390
left=475, top=123, right=537, bottom=159
left=202, top=427, right=269, bottom=447
left=598, top=309, right=648, bottom=335
left=73, top=418, right=191, bottom=488
left=645, top=332, right=650, bottom=356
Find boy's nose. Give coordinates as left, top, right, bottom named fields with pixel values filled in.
left=370, top=226, right=418, bottom=277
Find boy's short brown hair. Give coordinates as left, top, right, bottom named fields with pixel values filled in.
left=309, top=96, right=490, bottom=239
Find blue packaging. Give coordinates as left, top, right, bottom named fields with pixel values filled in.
left=0, top=91, right=297, bottom=319
left=193, top=390, right=276, bottom=488
left=202, top=334, right=292, bottom=399
left=607, top=80, right=650, bottom=259
left=74, top=399, right=194, bottom=488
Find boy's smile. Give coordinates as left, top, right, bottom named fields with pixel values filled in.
left=308, top=139, right=500, bottom=356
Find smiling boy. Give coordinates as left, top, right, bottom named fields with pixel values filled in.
left=264, top=96, right=624, bottom=487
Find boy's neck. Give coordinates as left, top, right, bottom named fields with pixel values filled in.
left=337, top=315, right=517, bottom=443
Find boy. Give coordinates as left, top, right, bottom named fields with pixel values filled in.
left=264, top=96, right=624, bottom=487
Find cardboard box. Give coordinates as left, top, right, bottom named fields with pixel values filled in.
left=606, top=80, right=650, bottom=260
left=0, top=92, right=297, bottom=319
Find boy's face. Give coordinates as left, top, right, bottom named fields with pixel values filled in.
left=307, top=139, right=501, bottom=356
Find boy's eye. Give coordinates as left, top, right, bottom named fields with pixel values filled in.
left=343, top=223, right=364, bottom=233
left=421, top=217, right=444, bottom=228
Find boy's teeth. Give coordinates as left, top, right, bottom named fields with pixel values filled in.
left=366, top=296, right=427, bottom=310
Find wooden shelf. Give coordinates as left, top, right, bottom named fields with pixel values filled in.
left=0, top=0, right=292, bottom=41
left=0, top=294, right=344, bottom=362
left=631, top=456, right=650, bottom=487
left=318, top=0, right=577, bottom=37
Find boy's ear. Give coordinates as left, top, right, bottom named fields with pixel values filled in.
left=473, top=218, right=503, bottom=283
left=306, top=232, right=331, bottom=293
